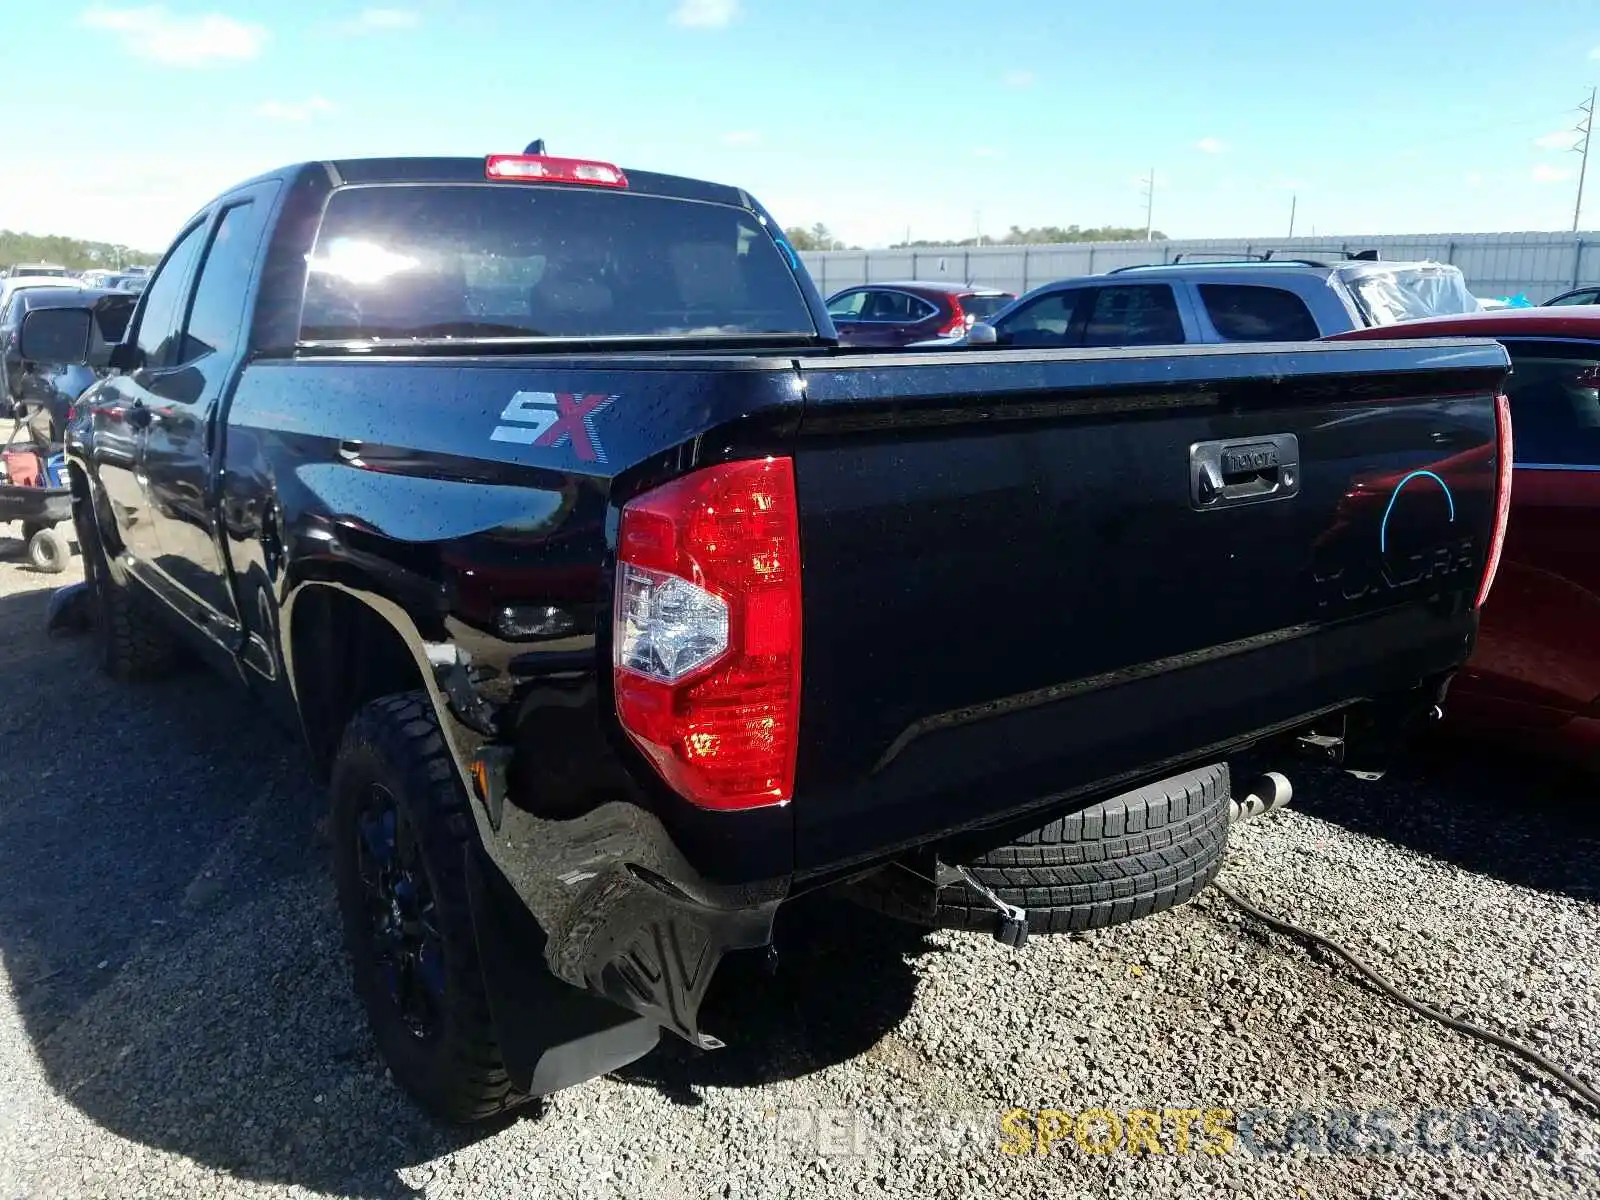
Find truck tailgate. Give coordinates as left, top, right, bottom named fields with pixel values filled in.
left=790, top=340, right=1508, bottom=876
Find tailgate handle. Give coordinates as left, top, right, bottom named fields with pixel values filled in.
left=1191, top=434, right=1300, bottom=509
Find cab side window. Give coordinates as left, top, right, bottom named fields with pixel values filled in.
left=997, top=290, right=1081, bottom=348
left=179, top=202, right=263, bottom=364
left=1081, top=285, right=1185, bottom=346
left=860, top=291, right=934, bottom=321
left=826, top=291, right=867, bottom=319
left=133, top=222, right=207, bottom=367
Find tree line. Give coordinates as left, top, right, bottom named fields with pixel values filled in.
left=0, top=230, right=160, bottom=272
left=784, top=222, right=1166, bottom=252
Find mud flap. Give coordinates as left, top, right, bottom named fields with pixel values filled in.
left=464, top=847, right=661, bottom=1097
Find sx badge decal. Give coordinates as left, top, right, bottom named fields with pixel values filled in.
left=491, top=391, right=618, bottom=463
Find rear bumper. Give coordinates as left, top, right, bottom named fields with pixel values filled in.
left=793, top=604, right=1474, bottom=879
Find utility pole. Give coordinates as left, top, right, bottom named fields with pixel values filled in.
left=1288, top=193, right=1297, bottom=239
left=1575, top=86, right=1596, bottom=232
left=1141, top=169, right=1156, bottom=241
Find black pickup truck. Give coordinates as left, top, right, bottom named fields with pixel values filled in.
left=20, top=149, right=1513, bottom=1124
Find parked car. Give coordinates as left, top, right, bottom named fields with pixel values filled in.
left=4, top=262, right=70, bottom=279
left=21, top=147, right=1510, bottom=1127
left=1331, top=307, right=1600, bottom=761
left=916, top=257, right=1480, bottom=349
left=0, top=278, right=93, bottom=431
left=1543, top=285, right=1600, bottom=307
left=1, top=286, right=133, bottom=442
left=825, top=281, right=1013, bottom=346
left=0, top=275, right=78, bottom=312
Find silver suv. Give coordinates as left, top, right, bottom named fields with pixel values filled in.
left=921, top=255, right=1480, bottom=349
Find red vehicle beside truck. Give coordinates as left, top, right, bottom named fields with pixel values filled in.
left=1333, top=307, right=1600, bottom=761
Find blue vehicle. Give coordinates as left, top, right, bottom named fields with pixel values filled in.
left=914, top=255, right=1481, bottom=349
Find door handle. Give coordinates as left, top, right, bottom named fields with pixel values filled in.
left=1190, top=434, right=1301, bottom=510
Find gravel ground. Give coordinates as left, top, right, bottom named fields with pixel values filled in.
left=0, top=533, right=1596, bottom=1199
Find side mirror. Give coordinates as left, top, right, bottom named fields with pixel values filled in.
left=966, top=322, right=999, bottom=347
left=19, top=306, right=93, bottom=366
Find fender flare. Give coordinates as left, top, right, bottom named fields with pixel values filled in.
left=280, top=578, right=478, bottom=799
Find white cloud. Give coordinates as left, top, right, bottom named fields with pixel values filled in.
left=1533, top=162, right=1576, bottom=183
left=1196, top=136, right=1227, bottom=154
left=255, top=97, right=335, bottom=121
left=81, top=5, right=267, bottom=65
left=335, top=8, right=420, bottom=33
left=721, top=130, right=759, bottom=145
left=1464, top=170, right=1485, bottom=187
left=0, top=153, right=267, bottom=250
left=672, top=0, right=738, bottom=27
left=1590, top=44, right=1600, bottom=59
left=1534, top=129, right=1577, bottom=150
left=1002, top=69, right=1035, bottom=88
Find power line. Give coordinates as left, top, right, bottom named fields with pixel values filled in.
left=1575, top=86, right=1595, bottom=233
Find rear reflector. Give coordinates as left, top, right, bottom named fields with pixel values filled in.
left=1475, top=392, right=1514, bottom=610
left=485, top=154, right=628, bottom=188
left=613, top=457, right=802, bottom=810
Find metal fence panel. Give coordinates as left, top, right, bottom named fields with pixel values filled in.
left=799, top=231, right=1600, bottom=304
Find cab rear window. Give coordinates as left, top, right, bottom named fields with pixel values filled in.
left=300, top=184, right=816, bottom=342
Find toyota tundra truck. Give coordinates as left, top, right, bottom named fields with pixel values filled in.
left=19, top=148, right=1513, bottom=1124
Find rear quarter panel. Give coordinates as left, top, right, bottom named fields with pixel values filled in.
left=221, top=355, right=807, bottom=904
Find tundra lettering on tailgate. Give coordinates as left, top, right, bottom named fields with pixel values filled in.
left=491, top=391, right=618, bottom=463
left=1312, top=464, right=1479, bottom=608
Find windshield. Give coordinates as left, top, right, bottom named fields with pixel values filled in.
left=961, top=293, right=1014, bottom=320
left=300, top=183, right=816, bottom=342
left=1345, top=264, right=1479, bottom=326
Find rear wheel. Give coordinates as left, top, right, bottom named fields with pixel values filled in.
left=331, top=691, right=530, bottom=1124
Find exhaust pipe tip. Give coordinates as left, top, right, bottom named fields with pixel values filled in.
left=1229, top=771, right=1293, bottom=824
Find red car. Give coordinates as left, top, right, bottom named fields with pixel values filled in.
left=1333, top=307, right=1600, bottom=759
left=825, top=281, right=1014, bottom=347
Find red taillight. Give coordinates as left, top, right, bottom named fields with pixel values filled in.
left=485, top=154, right=628, bottom=188
left=1475, top=392, right=1514, bottom=610
left=613, top=457, right=802, bottom=810
left=66, top=404, right=76, bottom=423
left=936, top=295, right=969, bottom=338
